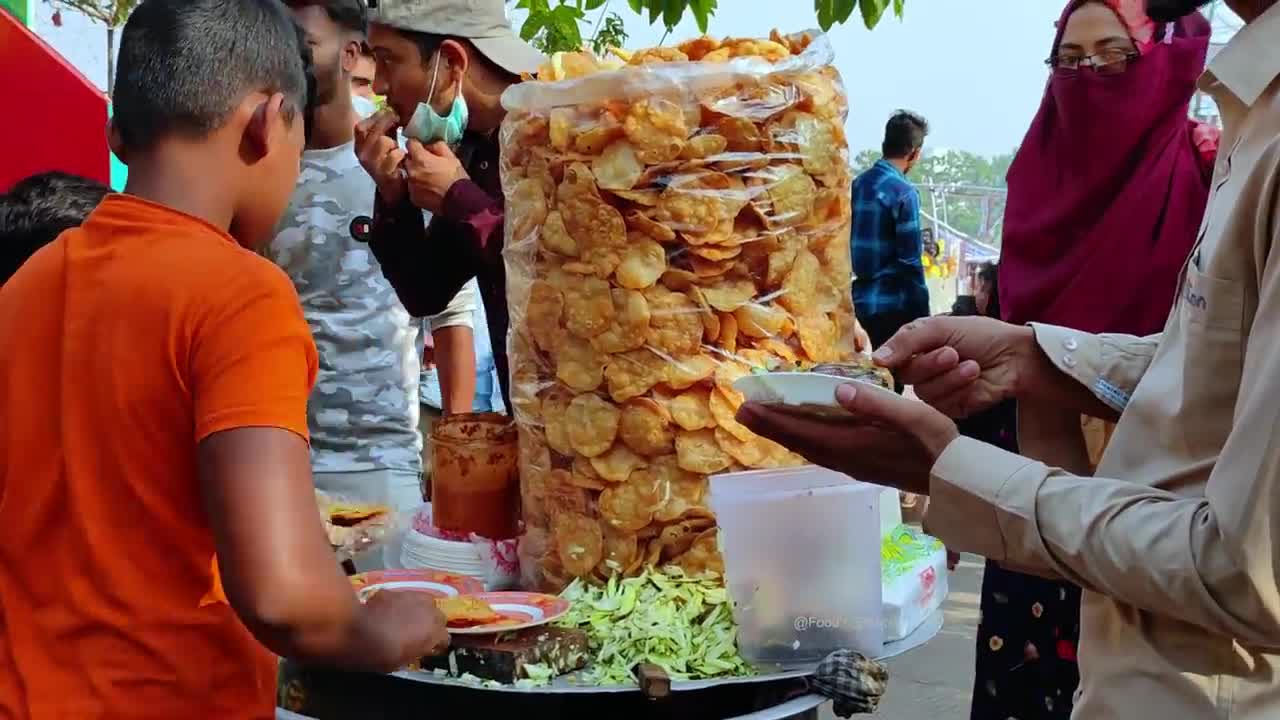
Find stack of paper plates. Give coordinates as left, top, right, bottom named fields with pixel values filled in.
left=400, top=525, right=488, bottom=580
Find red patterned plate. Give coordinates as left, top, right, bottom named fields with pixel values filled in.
left=446, top=591, right=572, bottom=635
left=350, top=569, right=484, bottom=601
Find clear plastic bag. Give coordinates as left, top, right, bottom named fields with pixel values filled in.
left=499, top=31, right=859, bottom=592
left=315, top=489, right=400, bottom=564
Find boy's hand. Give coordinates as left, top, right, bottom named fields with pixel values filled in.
left=355, top=110, right=408, bottom=205
left=364, top=590, right=450, bottom=664
left=737, top=383, right=958, bottom=496
left=404, top=140, right=470, bottom=215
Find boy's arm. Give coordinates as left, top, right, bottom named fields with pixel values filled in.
left=191, top=266, right=447, bottom=670
left=432, top=326, right=477, bottom=413
left=427, top=282, right=478, bottom=414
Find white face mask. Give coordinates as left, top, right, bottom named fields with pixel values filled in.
left=352, top=95, right=378, bottom=120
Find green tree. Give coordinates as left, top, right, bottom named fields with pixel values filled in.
left=516, top=0, right=906, bottom=55
left=854, top=148, right=1016, bottom=244
left=49, top=0, right=138, bottom=96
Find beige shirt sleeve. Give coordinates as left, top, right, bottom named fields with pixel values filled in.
left=1014, top=325, right=1161, bottom=476
left=1026, top=324, right=1161, bottom=412
left=926, top=268, right=1280, bottom=644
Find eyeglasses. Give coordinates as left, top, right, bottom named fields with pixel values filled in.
left=1045, top=48, right=1140, bottom=76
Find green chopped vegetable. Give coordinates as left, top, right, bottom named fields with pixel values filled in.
left=881, top=524, right=943, bottom=582
left=555, top=566, right=755, bottom=685
left=520, top=662, right=556, bottom=687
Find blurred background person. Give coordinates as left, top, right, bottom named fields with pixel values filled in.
left=268, top=1, right=477, bottom=565
left=352, top=42, right=377, bottom=99
left=851, top=109, right=932, bottom=387
left=1, top=171, right=109, bottom=285
left=971, top=2, right=1218, bottom=718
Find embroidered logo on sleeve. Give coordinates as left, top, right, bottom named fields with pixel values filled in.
left=1094, top=378, right=1131, bottom=412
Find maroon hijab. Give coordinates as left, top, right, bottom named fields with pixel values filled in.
left=999, top=0, right=1217, bottom=335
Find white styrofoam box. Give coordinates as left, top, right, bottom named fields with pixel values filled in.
left=882, top=545, right=948, bottom=642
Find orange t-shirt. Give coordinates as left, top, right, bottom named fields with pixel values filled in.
left=0, top=195, right=318, bottom=719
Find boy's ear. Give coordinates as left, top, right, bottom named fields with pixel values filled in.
left=244, top=93, right=287, bottom=161
left=106, top=119, right=127, bottom=166
left=340, top=37, right=361, bottom=74
left=440, top=39, right=469, bottom=82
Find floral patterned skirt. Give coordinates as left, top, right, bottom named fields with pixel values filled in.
left=970, top=561, right=1081, bottom=720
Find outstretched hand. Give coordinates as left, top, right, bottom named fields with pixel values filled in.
left=736, top=382, right=959, bottom=496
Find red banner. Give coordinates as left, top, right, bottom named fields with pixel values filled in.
left=0, top=10, right=109, bottom=191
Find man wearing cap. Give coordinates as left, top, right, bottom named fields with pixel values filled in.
left=354, top=0, right=544, bottom=409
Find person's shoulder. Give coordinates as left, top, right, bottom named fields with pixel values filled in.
left=216, top=247, right=300, bottom=302
left=0, top=233, right=68, bottom=305
left=178, top=237, right=302, bottom=315
left=852, top=162, right=883, bottom=185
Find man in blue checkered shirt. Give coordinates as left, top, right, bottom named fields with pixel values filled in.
left=851, top=110, right=932, bottom=393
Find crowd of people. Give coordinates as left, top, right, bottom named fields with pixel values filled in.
left=0, top=0, right=1278, bottom=718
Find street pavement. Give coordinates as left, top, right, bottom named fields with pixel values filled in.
left=820, top=553, right=982, bottom=720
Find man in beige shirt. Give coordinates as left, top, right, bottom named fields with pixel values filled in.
left=739, top=1, right=1280, bottom=717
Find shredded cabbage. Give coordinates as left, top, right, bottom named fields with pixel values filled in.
left=555, top=566, right=755, bottom=685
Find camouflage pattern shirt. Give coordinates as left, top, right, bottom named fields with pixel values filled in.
left=266, top=141, right=422, bottom=474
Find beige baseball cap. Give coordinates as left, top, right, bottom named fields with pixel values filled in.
left=367, top=0, right=545, bottom=76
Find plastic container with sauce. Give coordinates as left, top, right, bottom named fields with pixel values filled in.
left=430, top=413, right=520, bottom=540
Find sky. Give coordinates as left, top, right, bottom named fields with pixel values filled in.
left=32, top=0, right=1239, bottom=159
left=548, top=0, right=1073, bottom=157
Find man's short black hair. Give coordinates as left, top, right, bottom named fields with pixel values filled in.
left=112, top=0, right=309, bottom=152
left=0, top=172, right=110, bottom=285
left=881, top=110, right=929, bottom=159
left=285, top=0, right=369, bottom=35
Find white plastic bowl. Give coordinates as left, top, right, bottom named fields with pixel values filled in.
left=733, top=371, right=895, bottom=417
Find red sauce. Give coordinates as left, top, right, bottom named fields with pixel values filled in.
left=431, top=413, right=521, bottom=540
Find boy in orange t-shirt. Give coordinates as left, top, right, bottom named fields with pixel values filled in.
left=0, top=1, right=447, bottom=718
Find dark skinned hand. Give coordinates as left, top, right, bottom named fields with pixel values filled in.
left=404, top=139, right=469, bottom=215
left=736, top=382, right=959, bottom=497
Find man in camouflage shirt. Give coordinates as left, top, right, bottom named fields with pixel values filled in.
left=269, top=0, right=473, bottom=549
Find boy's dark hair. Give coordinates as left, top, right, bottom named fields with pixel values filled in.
left=882, top=110, right=929, bottom=159
left=0, top=172, right=110, bottom=285
left=284, top=0, right=369, bottom=35
left=112, top=0, right=309, bottom=152
left=293, top=19, right=319, bottom=145
left=403, top=30, right=517, bottom=81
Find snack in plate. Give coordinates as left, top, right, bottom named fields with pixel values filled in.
left=436, top=596, right=504, bottom=628
left=315, top=491, right=393, bottom=557
left=809, top=362, right=895, bottom=388
left=326, top=503, right=389, bottom=527
left=732, top=360, right=895, bottom=417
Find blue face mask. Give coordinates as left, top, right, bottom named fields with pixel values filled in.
left=351, top=94, right=378, bottom=120
left=403, top=53, right=468, bottom=147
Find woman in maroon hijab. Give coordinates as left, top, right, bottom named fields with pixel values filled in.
left=970, top=2, right=1218, bottom=718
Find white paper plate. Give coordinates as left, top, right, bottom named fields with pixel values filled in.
left=733, top=372, right=894, bottom=417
